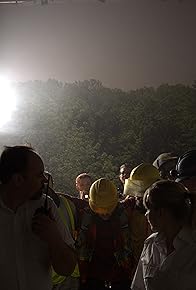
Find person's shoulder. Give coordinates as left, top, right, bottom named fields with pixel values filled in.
left=80, top=207, right=94, bottom=230
left=81, top=206, right=94, bottom=218
left=145, top=232, right=158, bottom=244
left=120, top=196, right=136, bottom=209
left=45, top=194, right=56, bottom=207
left=140, top=233, right=159, bottom=258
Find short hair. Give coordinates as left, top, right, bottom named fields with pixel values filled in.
left=119, top=162, right=132, bottom=173
left=76, top=173, right=92, bottom=182
left=119, top=163, right=132, bottom=171
left=143, top=180, right=191, bottom=221
left=0, top=145, right=35, bottom=184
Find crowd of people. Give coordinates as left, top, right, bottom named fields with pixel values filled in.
left=0, top=145, right=196, bottom=290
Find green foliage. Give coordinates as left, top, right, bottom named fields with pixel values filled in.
left=2, top=79, right=196, bottom=193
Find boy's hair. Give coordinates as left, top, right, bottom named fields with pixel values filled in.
left=144, top=180, right=191, bottom=221
left=119, top=163, right=132, bottom=171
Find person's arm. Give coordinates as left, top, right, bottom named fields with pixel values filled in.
left=32, top=205, right=77, bottom=276
left=60, top=193, right=88, bottom=210
left=47, top=212, right=77, bottom=276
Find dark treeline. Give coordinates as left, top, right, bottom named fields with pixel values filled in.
left=1, top=79, right=196, bottom=193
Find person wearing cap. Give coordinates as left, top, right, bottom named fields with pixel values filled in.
left=131, top=180, right=196, bottom=290
left=173, top=150, right=196, bottom=191
left=76, top=178, right=133, bottom=290
left=153, top=152, right=178, bottom=180
left=172, top=150, right=196, bottom=230
left=123, top=163, right=161, bottom=198
left=123, top=163, right=161, bottom=270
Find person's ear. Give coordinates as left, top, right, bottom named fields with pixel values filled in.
left=75, top=183, right=79, bottom=191
left=12, top=173, right=25, bottom=187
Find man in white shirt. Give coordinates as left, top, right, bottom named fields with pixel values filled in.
left=131, top=180, right=196, bottom=290
left=131, top=227, right=196, bottom=290
left=0, top=145, right=76, bottom=290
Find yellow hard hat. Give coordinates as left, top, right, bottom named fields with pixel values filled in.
left=123, top=163, right=161, bottom=197
left=89, top=178, right=118, bottom=214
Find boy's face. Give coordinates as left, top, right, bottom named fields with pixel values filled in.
left=76, top=177, right=92, bottom=193
left=119, top=166, right=131, bottom=184
left=97, top=212, right=112, bottom=220
left=145, top=207, right=161, bottom=232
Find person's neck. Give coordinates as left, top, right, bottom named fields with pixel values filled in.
left=0, top=185, right=25, bottom=212
left=163, top=221, right=182, bottom=255
left=79, top=191, right=88, bottom=199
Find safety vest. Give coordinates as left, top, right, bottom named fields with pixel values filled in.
left=52, top=196, right=80, bottom=285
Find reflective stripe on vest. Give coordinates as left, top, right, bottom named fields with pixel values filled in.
left=59, top=197, right=75, bottom=234
left=52, top=196, right=80, bottom=285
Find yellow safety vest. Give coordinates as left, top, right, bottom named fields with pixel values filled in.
left=52, top=196, right=80, bottom=285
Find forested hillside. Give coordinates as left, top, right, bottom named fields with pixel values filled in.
left=1, top=79, right=196, bottom=193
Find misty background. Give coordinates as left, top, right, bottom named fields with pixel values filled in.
left=0, top=0, right=196, bottom=193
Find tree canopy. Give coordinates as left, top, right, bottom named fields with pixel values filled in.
left=1, top=79, right=196, bottom=194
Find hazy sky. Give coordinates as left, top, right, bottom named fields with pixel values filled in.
left=0, top=0, right=196, bottom=90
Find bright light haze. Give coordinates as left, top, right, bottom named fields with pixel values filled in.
left=0, top=76, right=16, bottom=129
left=0, top=0, right=196, bottom=90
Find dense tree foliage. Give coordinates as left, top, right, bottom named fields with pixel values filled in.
left=1, top=79, right=196, bottom=193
